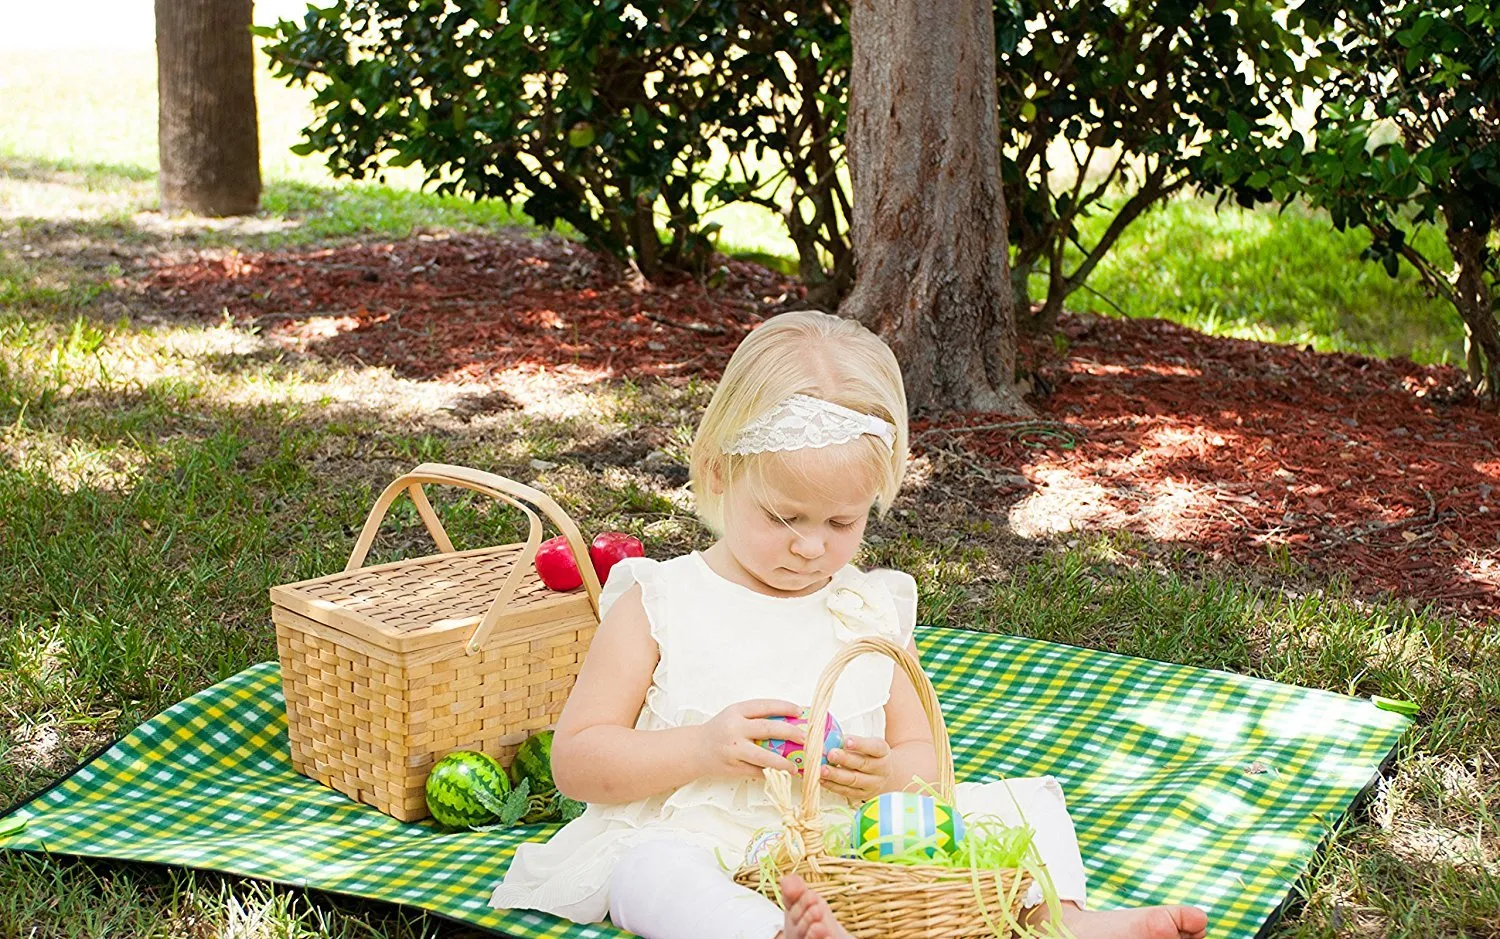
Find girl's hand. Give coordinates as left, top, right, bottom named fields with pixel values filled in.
left=819, top=735, right=893, bottom=802
left=694, top=699, right=804, bottom=779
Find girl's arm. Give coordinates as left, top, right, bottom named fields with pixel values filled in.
left=550, top=584, right=801, bottom=804
left=878, top=638, right=941, bottom=788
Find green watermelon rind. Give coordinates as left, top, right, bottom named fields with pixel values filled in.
left=511, top=731, right=557, bottom=794
left=425, top=751, right=511, bottom=829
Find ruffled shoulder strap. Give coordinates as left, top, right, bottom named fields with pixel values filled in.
left=597, top=555, right=704, bottom=653
left=598, top=556, right=663, bottom=624
left=856, top=568, right=918, bottom=645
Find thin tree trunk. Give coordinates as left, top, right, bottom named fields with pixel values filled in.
left=156, top=0, right=261, bottom=216
left=839, top=0, right=1031, bottom=414
left=1449, top=226, right=1500, bottom=406
left=628, top=195, right=662, bottom=278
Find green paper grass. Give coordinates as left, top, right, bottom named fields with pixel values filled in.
left=741, top=779, right=1073, bottom=939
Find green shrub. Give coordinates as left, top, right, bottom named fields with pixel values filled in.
left=258, top=0, right=846, bottom=281
left=1213, top=0, right=1500, bottom=401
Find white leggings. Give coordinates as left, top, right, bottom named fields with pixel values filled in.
left=608, top=840, right=784, bottom=939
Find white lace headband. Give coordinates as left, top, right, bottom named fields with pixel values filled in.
left=723, top=394, right=897, bottom=455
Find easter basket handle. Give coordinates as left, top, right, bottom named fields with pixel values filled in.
left=344, top=463, right=602, bottom=654
left=797, top=636, right=957, bottom=829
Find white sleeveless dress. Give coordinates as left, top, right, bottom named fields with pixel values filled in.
left=489, top=552, right=1088, bottom=922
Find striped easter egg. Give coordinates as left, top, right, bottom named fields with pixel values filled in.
left=853, top=791, right=965, bottom=860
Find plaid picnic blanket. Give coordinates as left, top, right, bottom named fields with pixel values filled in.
left=1, top=627, right=1409, bottom=939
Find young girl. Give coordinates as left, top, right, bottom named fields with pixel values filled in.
left=491, top=311, right=1208, bottom=939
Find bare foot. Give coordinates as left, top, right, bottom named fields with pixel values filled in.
left=776, top=873, right=855, bottom=939
left=1037, top=901, right=1208, bottom=939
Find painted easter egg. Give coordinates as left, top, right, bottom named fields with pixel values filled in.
left=853, top=791, right=966, bottom=860
left=744, top=829, right=785, bottom=866
left=425, top=750, right=511, bottom=829
left=758, top=708, right=844, bottom=776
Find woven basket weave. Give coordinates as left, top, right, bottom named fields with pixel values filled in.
left=734, top=636, right=1032, bottom=938
left=270, top=463, right=600, bottom=821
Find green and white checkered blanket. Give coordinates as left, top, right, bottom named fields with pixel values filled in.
left=1, top=627, right=1408, bottom=939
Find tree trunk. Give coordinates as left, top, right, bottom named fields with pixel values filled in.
left=156, top=0, right=261, bottom=216
left=628, top=195, right=663, bottom=279
left=1449, top=226, right=1500, bottom=407
left=839, top=0, right=1030, bottom=414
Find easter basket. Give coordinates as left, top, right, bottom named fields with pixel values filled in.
left=733, top=636, right=1034, bottom=939
left=270, top=463, right=601, bottom=822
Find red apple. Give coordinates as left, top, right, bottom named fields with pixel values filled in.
left=589, top=531, right=645, bottom=586
left=533, top=535, right=583, bottom=591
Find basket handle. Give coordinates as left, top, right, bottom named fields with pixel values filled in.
left=798, top=636, right=956, bottom=824
left=344, top=463, right=602, bottom=654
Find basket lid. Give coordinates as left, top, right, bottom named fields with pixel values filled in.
left=270, top=544, right=593, bottom=654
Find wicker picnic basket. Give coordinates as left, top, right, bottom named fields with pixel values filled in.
left=734, top=636, right=1033, bottom=939
left=270, top=463, right=601, bottom=822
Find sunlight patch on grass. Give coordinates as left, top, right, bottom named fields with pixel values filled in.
left=0, top=169, right=154, bottom=222
left=1063, top=196, right=1466, bottom=366
left=2, top=310, right=499, bottom=431
left=1313, top=749, right=1500, bottom=938
left=0, top=424, right=153, bottom=495
left=0, top=44, right=368, bottom=186
left=0, top=163, right=531, bottom=249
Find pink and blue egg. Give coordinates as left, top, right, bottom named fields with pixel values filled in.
left=758, top=709, right=844, bottom=776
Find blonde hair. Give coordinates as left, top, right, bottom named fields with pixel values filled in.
left=690, top=311, right=909, bottom=535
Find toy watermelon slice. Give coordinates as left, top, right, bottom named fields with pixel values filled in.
left=511, top=730, right=557, bottom=794
left=425, top=750, right=511, bottom=829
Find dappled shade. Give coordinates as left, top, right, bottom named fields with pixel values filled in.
left=130, top=235, right=1498, bottom=616
left=923, top=316, right=1498, bottom=612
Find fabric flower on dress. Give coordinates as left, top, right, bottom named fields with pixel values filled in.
left=826, top=577, right=903, bottom=644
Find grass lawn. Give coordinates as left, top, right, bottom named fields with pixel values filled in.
left=2, top=19, right=1496, bottom=939
left=1060, top=199, right=1466, bottom=368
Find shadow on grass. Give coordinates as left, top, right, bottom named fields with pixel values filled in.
left=1, top=153, right=541, bottom=251
left=0, top=153, right=157, bottom=185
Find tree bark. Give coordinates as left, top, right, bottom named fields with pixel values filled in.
left=1449, top=226, right=1500, bottom=407
left=839, top=0, right=1030, bottom=414
left=156, top=0, right=261, bottom=216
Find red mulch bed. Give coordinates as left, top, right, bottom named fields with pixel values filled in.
left=133, top=233, right=1500, bottom=618
left=920, top=316, right=1498, bottom=615
left=137, top=233, right=801, bottom=383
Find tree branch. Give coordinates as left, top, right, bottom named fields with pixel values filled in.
left=1066, top=167, right=1184, bottom=294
